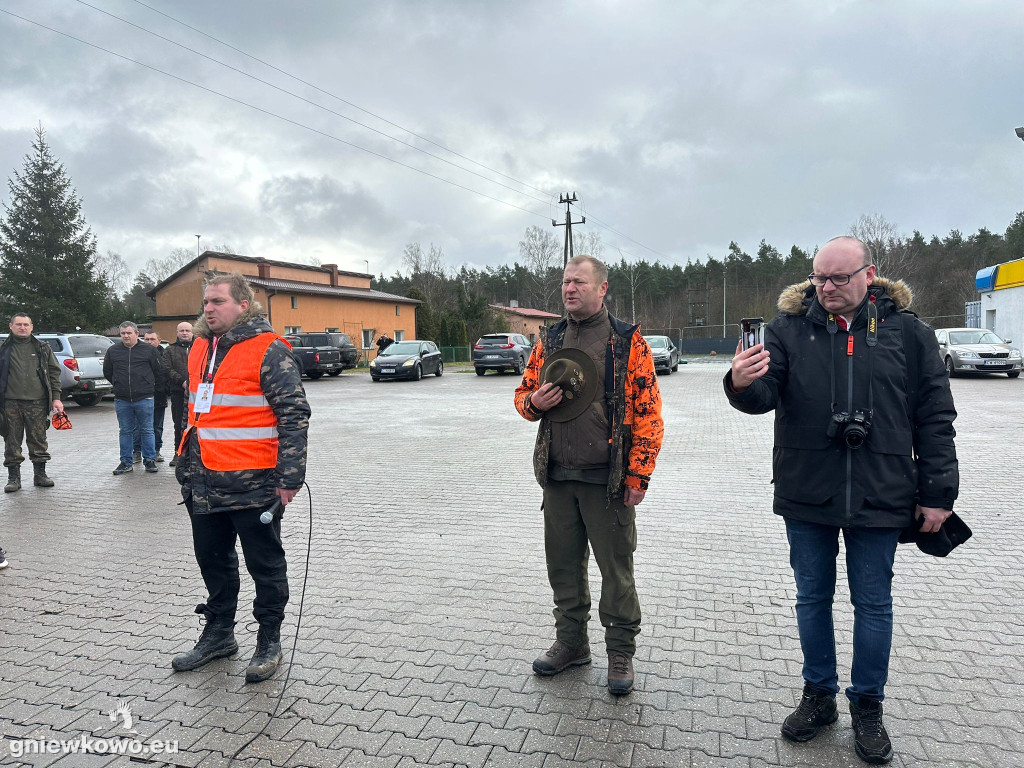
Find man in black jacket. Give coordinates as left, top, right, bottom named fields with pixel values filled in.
left=103, top=321, right=162, bottom=475
left=163, top=322, right=193, bottom=467
left=134, top=331, right=169, bottom=462
left=725, top=236, right=958, bottom=766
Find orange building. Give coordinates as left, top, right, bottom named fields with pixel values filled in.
left=147, top=252, right=419, bottom=360
left=489, top=303, right=562, bottom=343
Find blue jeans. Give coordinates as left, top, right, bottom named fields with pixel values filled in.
left=785, top=519, right=902, bottom=703
left=115, top=398, right=155, bottom=464
left=134, top=403, right=165, bottom=453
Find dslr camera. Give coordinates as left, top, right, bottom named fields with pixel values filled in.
left=826, top=410, right=871, bottom=449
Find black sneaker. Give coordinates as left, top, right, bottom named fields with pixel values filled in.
left=781, top=683, right=838, bottom=742
left=133, top=451, right=142, bottom=464
left=144, top=459, right=158, bottom=473
left=113, top=462, right=134, bottom=475
left=155, top=452, right=165, bottom=462
left=850, top=698, right=893, bottom=764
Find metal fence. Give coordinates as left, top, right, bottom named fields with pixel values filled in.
left=440, top=346, right=472, bottom=363
left=643, top=325, right=740, bottom=355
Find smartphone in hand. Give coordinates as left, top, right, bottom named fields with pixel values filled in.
left=740, top=317, right=764, bottom=351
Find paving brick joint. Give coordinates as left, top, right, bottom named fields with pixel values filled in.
left=0, top=363, right=1019, bottom=767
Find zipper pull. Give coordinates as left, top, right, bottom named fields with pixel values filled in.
left=847, top=335, right=854, bottom=356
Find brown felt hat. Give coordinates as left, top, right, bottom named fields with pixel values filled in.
left=539, top=347, right=601, bottom=423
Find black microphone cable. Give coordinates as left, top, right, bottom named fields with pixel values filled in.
left=228, top=481, right=313, bottom=764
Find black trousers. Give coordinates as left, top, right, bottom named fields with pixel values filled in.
left=186, top=498, right=289, bottom=624
left=170, top=393, right=186, bottom=455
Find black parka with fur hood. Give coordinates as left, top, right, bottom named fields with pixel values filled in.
left=724, top=277, right=958, bottom=528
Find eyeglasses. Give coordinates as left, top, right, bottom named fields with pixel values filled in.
left=807, top=264, right=870, bottom=287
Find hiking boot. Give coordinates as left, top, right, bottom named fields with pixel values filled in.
left=154, top=452, right=165, bottom=462
left=133, top=451, right=142, bottom=464
left=0, top=547, right=8, bottom=569
left=112, top=461, right=133, bottom=475
left=781, top=683, right=838, bottom=742
left=144, top=459, right=158, bottom=473
left=4, top=466, right=20, bottom=493
left=169, top=455, right=178, bottom=467
left=245, top=621, right=283, bottom=683
left=33, top=463, right=54, bottom=487
left=850, top=698, right=893, bottom=764
left=607, top=652, right=635, bottom=696
left=171, top=604, right=238, bottom=671
left=532, top=640, right=591, bottom=676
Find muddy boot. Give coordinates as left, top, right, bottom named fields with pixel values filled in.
left=171, top=604, right=238, bottom=672
left=245, top=621, right=283, bottom=683
left=33, top=463, right=54, bottom=487
left=4, top=466, right=21, bottom=493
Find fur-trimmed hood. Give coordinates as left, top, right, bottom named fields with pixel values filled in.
left=776, top=276, right=913, bottom=316
left=192, top=301, right=265, bottom=340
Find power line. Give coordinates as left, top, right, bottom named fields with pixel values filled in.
left=0, top=7, right=550, bottom=222
left=72, top=0, right=554, bottom=210
left=126, top=0, right=555, bottom=199
left=123, top=0, right=681, bottom=263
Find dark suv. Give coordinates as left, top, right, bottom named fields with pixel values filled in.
left=473, top=333, right=533, bottom=376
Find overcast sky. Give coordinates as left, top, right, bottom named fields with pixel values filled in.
left=2, top=0, right=1023, bottom=280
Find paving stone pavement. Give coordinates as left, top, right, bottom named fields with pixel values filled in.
left=0, top=362, right=1020, bottom=768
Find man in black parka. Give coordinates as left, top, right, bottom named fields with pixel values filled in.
left=725, top=236, right=958, bottom=766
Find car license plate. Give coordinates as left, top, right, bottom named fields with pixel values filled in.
left=986, top=360, right=1004, bottom=366
left=486, top=354, right=500, bottom=359
left=97, top=379, right=110, bottom=386
left=381, top=368, right=395, bottom=374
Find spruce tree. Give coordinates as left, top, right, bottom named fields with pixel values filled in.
left=0, top=125, right=110, bottom=330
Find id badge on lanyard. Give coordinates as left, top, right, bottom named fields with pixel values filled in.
left=193, top=337, right=219, bottom=414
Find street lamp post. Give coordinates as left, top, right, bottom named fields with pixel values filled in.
left=195, top=235, right=201, bottom=257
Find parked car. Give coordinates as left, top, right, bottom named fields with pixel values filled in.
left=283, top=333, right=343, bottom=379
left=321, top=332, right=360, bottom=371
left=370, top=340, right=443, bottom=381
left=0, top=332, right=114, bottom=405
left=935, top=327, right=1022, bottom=378
left=643, top=335, right=680, bottom=374
left=472, top=333, right=533, bottom=376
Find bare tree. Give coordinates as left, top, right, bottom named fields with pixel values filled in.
left=403, top=242, right=447, bottom=308
left=519, top=225, right=561, bottom=311
left=572, top=230, right=605, bottom=260
left=94, top=250, right=132, bottom=299
left=849, top=213, right=915, bottom=277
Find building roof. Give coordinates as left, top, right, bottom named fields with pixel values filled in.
left=146, top=251, right=372, bottom=299
left=246, top=276, right=419, bottom=304
left=489, top=304, right=562, bottom=319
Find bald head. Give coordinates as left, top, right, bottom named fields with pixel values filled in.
left=811, top=237, right=876, bottom=317
left=176, top=322, right=194, bottom=343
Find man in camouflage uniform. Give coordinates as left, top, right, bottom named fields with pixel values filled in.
left=172, top=274, right=310, bottom=683
left=0, top=312, right=63, bottom=492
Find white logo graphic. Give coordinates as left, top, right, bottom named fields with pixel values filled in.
left=107, top=700, right=137, bottom=733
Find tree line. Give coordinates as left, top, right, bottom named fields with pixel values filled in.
left=3, top=126, right=1021, bottom=340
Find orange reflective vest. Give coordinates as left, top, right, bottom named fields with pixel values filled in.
left=178, top=333, right=287, bottom=471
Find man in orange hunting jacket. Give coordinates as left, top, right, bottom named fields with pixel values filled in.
left=514, top=254, right=663, bottom=696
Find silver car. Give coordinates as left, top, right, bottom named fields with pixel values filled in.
left=0, top=332, right=115, bottom=405
left=935, top=327, right=1022, bottom=378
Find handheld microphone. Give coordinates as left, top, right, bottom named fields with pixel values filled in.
left=260, top=498, right=283, bottom=525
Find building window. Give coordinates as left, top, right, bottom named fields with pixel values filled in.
left=325, top=327, right=339, bottom=333
left=529, top=333, right=536, bottom=343
left=362, top=329, right=375, bottom=349
left=395, top=305, right=401, bottom=316
left=285, top=326, right=302, bottom=334
left=291, top=296, right=298, bottom=309
left=394, top=330, right=405, bottom=342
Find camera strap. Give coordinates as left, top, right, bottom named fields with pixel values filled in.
left=827, top=313, right=839, bottom=412
left=865, top=299, right=878, bottom=420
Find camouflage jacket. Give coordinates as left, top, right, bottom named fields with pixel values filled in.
left=514, top=310, right=664, bottom=499
left=176, top=305, right=311, bottom=515
left=0, top=334, right=61, bottom=410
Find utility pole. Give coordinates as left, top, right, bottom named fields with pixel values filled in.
left=722, top=265, right=727, bottom=339
left=552, top=192, right=585, bottom=268
left=195, top=235, right=201, bottom=257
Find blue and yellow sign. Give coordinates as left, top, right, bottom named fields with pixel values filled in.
left=976, top=258, right=1024, bottom=292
